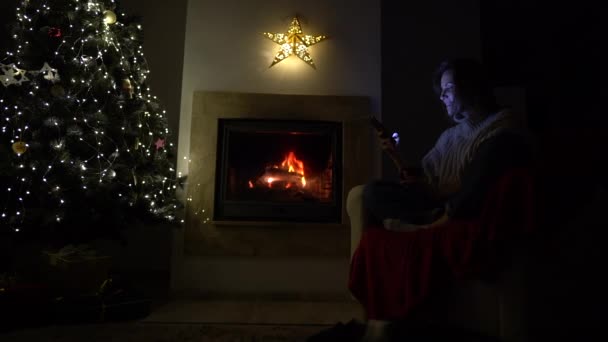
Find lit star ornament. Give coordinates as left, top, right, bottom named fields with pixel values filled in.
left=263, top=17, right=327, bottom=69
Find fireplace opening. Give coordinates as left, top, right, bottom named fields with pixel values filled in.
left=214, top=119, right=342, bottom=222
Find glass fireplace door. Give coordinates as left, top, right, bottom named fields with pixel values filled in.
left=214, top=119, right=342, bottom=222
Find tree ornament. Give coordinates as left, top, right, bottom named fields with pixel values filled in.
left=154, top=138, right=166, bottom=150
left=0, top=63, right=29, bottom=87
left=80, top=55, right=93, bottom=66
left=107, top=169, right=117, bottom=179
left=51, top=139, right=65, bottom=150
left=67, top=125, right=83, bottom=136
left=40, top=63, right=60, bottom=83
left=103, top=10, right=117, bottom=25
left=122, top=78, right=134, bottom=99
left=48, top=27, right=62, bottom=38
left=50, top=84, right=65, bottom=97
left=12, top=141, right=28, bottom=155
left=86, top=2, right=101, bottom=12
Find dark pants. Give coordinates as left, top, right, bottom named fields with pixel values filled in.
left=362, top=181, right=443, bottom=225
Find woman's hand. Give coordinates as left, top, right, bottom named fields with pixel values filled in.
left=383, top=209, right=450, bottom=232
left=383, top=219, right=424, bottom=232
left=376, top=130, right=397, bottom=153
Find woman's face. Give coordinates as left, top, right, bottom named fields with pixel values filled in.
left=439, top=70, right=463, bottom=119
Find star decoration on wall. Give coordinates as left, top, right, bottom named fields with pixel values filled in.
left=262, top=17, right=327, bottom=69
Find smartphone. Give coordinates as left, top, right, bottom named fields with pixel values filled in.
left=370, top=116, right=400, bottom=147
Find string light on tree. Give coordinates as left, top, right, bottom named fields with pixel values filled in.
left=1, top=0, right=184, bottom=237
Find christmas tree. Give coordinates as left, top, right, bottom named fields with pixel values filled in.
left=1, top=0, right=182, bottom=242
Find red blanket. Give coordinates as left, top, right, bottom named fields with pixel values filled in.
left=348, top=168, right=536, bottom=320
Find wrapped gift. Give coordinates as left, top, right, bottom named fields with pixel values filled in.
left=98, top=277, right=151, bottom=321
left=51, top=283, right=151, bottom=323
left=43, top=244, right=111, bottom=295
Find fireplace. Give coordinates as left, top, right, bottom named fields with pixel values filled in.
left=185, top=91, right=373, bottom=258
left=214, top=119, right=342, bottom=222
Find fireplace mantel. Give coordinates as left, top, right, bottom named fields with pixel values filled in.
left=185, top=91, right=373, bottom=258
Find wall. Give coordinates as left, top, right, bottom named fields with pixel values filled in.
left=381, top=0, right=481, bottom=178
left=172, top=0, right=381, bottom=296
left=176, top=0, right=381, bottom=177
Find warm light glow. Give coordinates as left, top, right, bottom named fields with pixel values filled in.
left=0, top=0, right=184, bottom=233
left=262, top=17, right=327, bottom=69
left=103, top=10, right=117, bottom=25
left=249, top=151, right=307, bottom=190
left=280, top=151, right=305, bottom=187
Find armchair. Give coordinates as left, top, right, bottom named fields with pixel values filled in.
left=347, top=168, right=536, bottom=341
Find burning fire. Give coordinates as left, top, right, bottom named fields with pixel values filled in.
left=280, top=151, right=306, bottom=187
left=250, top=151, right=307, bottom=189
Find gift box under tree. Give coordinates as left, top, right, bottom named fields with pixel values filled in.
left=43, top=244, right=111, bottom=295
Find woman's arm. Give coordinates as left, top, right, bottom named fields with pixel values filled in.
left=447, top=131, right=532, bottom=219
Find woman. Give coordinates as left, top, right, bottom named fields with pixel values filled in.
left=335, top=59, right=534, bottom=342
left=358, top=58, right=532, bottom=232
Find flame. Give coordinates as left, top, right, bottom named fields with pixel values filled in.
left=281, top=152, right=305, bottom=176
left=281, top=151, right=306, bottom=187
left=250, top=151, right=307, bottom=190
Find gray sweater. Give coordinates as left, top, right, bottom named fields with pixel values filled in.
left=421, top=109, right=520, bottom=200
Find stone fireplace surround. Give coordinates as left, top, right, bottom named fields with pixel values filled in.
left=185, top=91, right=373, bottom=258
